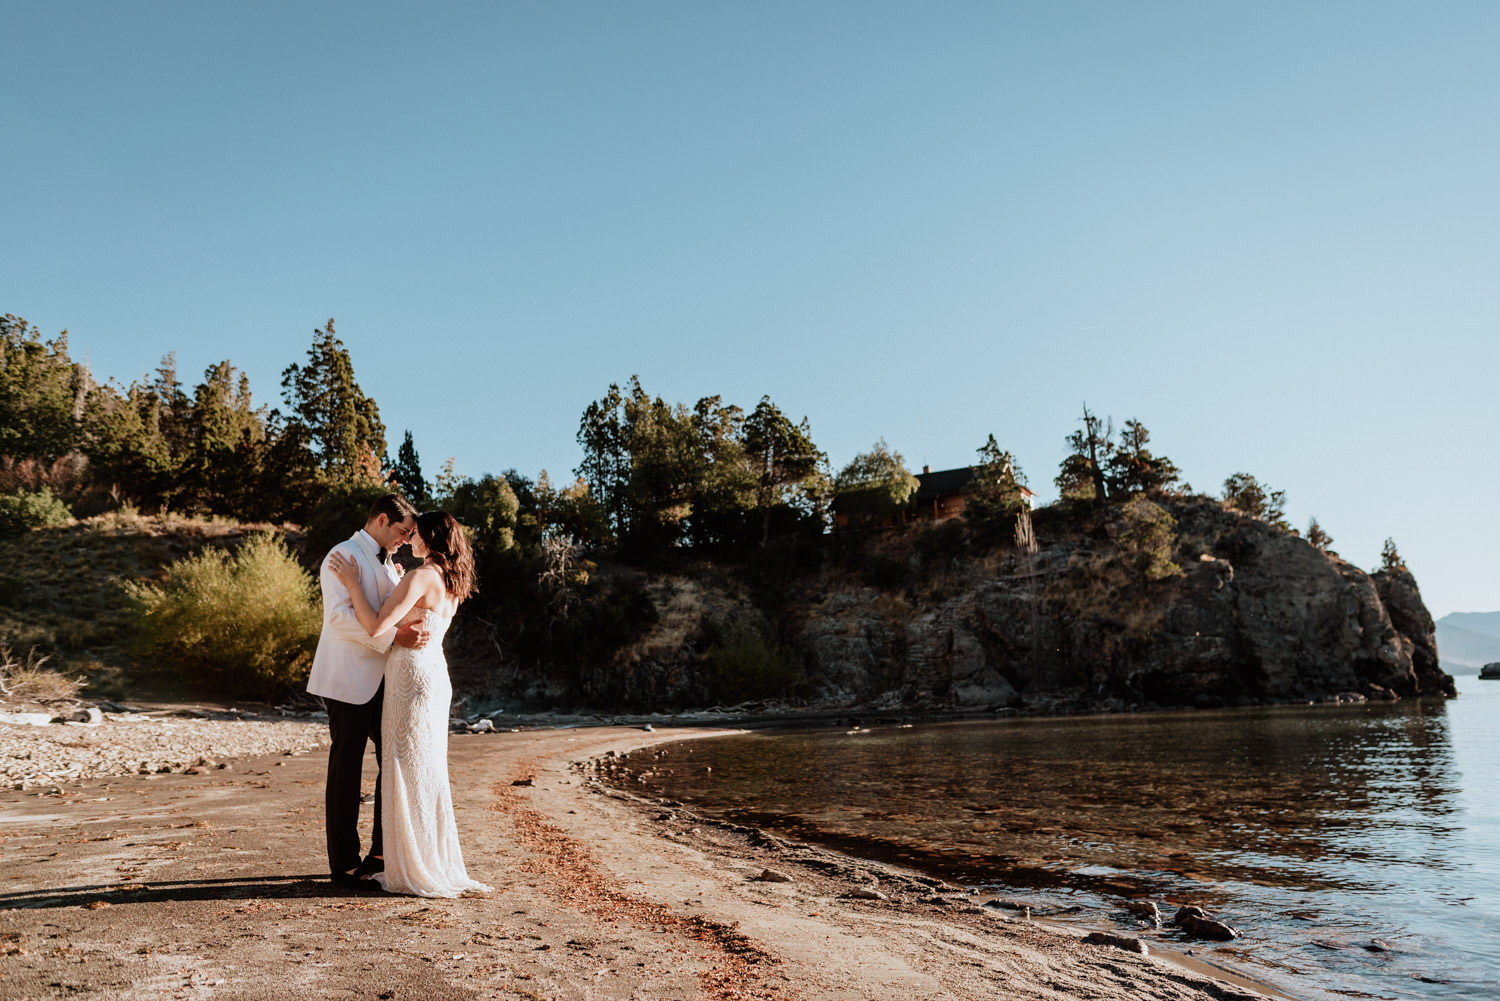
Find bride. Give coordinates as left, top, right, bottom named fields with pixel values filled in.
left=328, top=510, right=491, bottom=898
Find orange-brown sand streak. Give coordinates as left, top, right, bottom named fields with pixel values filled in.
left=489, top=763, right=803, bottom=1001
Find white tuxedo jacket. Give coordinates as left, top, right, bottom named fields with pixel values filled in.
left=306, top=531, right=400, bottom=705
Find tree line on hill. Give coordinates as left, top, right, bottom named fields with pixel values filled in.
left=2, top=310, right=1351, bottom=560
left=8, top=310, right=1416, bottom=701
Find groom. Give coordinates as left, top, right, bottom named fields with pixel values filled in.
left=307, top=493, right=429, bottom=890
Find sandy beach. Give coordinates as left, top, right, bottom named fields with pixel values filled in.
left=0, top=721, right=1282, bottom=1000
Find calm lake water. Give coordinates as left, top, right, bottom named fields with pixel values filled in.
left=615, top=677, right=1500, bottom=1000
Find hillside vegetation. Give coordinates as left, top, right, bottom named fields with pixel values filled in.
left=1, top=312, right=1450, bottom=710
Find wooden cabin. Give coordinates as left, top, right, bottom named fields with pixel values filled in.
left=833, top=463, right=1033, bottom=527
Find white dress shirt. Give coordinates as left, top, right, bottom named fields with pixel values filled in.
left=305, top=530, right=401, bottom=705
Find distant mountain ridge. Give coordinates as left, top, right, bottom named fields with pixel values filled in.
left=1435, top=611, right=1500, bottom=672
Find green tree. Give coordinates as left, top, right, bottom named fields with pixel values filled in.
left=0, top=315, right=86, bottom=464
left=833, top=438, right=919, bottom=528
left=1054, top=453, right=1097, bottom=502
left=684, top=395, right=754, bottom=546
left=534, top=470, right=610, bottom=546
left=1105, top=419, right=1180, bottom=496
left=389, top=430, right=429, bottom=507
left=1063, top=403, right=1113, bottom=507
left=182, top=361, right=265, bottom=515
left=1222, top=472, right=1289, bottom=528
left=575, top=382, right=629, bottom=542
left=441, top=474, right=520, bottom=556
left=1307, top=518, right=1333, bottom=552
left=253, top=408, right=324, bottom=523
left=277, top=319, right=387, bottom=487
left=621, top=378, right=700, bottom=551
left=150, top=353, right=191, bottom=467
left=1378, top=537, right=1405, bottom=572
left=743, top=396, right=823, bottom=546
left=81, top=377, right=179, bottom=510
left=964, top=435, right=1028, bottom=542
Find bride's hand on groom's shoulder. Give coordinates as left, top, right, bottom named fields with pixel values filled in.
left=328, top=551, right=360, bottom=588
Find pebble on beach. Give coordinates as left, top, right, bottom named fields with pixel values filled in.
left=1, top=704, right=328, bottom=790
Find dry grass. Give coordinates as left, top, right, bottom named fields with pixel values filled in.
left=0, top=645, right=85, bottom=704
left=1045, top=551, right=1173, bottom=639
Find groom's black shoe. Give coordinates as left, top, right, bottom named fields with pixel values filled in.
left=354, top=856, right=384, bottom=878
left=331, top=871, right=383, bottom=892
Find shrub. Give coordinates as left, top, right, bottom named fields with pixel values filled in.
left=699, top=612, right=802, bottom=705
left=1118, top=497, right=1182, bottom=581
left=912, top=518, right=967, bottom=566
left=0, top=487, right=73, bottom=535
left=125, top=532, right=321, bottom=698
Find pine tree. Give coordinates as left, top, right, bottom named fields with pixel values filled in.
left=743, top=395, right=822, bottom=546
left=965, top=434, right=1027, bottom=542
left=390, top=430, right=428, bottom=506
left=277, top=319, right=386, bottom=487
left=0, top=315, right=86, bottom=463
left=1105, top=419, right=1180, bottom=496
left=1063, top=403, right=1113, bottom=506
left=183, top=361, right=266, bottom=515
left=1222, top=472, right=1289, bottom=529
left=575, top=382, right=629, bottom=541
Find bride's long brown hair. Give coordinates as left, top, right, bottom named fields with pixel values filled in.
left=416, top=510, right=477, bottom=604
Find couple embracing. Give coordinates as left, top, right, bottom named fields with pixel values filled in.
left=305, top=493, right=490, bottom=898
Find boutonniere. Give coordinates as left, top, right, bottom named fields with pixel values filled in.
left=392, top=561, right=406, bottom=579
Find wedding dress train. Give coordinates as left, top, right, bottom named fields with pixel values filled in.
left=375, top=608, right=491, bottom=898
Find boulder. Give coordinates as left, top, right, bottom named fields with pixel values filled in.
left=1178, top=915, right=1241, bottom=941
left=1480, top=663, right=1500, bottom=680
left=1084, top=931, right=1149, bottom=954
left=844, top=887, right=887, bottom=901
left=53, top=707, right=103, bottom=725
left=1173, top=906, right=1240, bottom=941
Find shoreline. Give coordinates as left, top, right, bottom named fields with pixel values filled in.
left=586, top=727, right=1292, bottom=1001
left=0, top=719, right=1286, bottom=1000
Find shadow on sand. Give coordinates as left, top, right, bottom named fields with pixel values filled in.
left=0, top=873, right=380, bottom=910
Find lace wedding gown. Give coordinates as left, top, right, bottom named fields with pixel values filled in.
left=375, top=607, right=491, bottom=898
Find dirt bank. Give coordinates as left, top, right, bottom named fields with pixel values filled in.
left=0, top=725, right=1280, bottom=1000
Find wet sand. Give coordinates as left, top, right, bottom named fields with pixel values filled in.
left=0, top=725, right=1283, bottom=1000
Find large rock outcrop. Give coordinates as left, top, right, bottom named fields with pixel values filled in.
left=487, top=496, right=1454, bottom=712
left=785, top=497, right=1454, bottom=710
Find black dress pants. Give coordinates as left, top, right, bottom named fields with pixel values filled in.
left=323, top=681, right=383, bottom=875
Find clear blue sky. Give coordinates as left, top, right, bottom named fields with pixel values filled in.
left=4, top=2, right=1496, bottom=618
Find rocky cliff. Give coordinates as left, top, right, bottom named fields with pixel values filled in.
left=481, top=496, right=1455, bottom=713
